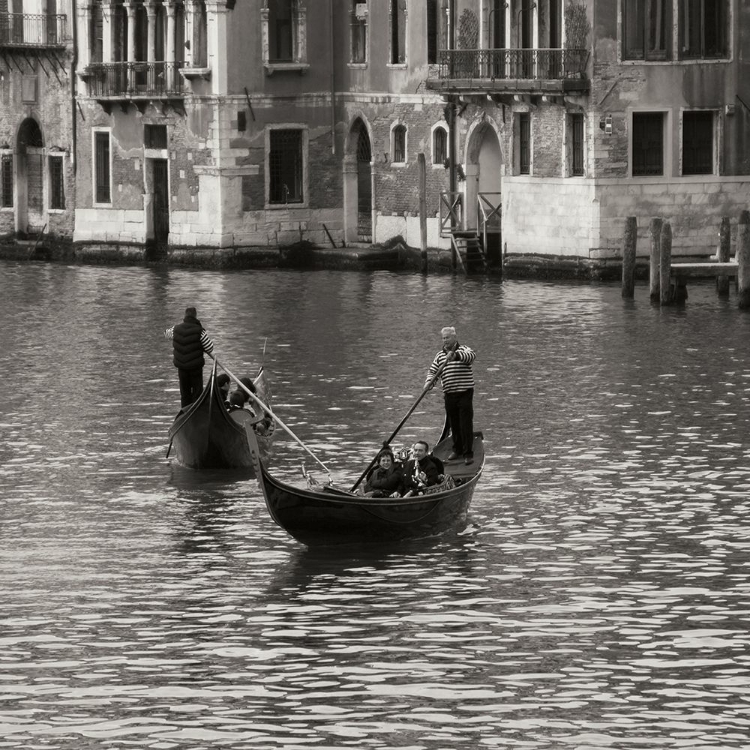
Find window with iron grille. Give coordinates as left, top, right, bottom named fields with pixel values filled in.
left=622, top=0, right=672, bottom=60
left=518, top=113, right=530, bottom=175
left=94, top=131, right=111, bottom=204
left=390, top=0, right=406, bottom=64
left=1, top=155, right=13, bottom=208
left=680, top=0, right=728, bottom=59
left=144, top=124, right=168, bottom=149
left=433, top=127, right=447, bottom=165
left=269, top=129, right=303, bottom=204
left=632, top=112, right=664, bottom=176
left=49, top=155, right=65, bottom=209
left=351, top=1, right=367, bottom=63
left=682, top=111, right=714, bottom=175
left=570, top=113, right=584, bottom=176
left=392, top=125, right=406, bottom=163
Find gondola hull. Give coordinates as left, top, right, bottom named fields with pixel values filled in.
left=249, top=430, right=484, bottom=547
left=168, top=366, right=273, bottom=472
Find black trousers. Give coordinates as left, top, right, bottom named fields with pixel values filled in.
left=444, top=388, right=474, bottom=456
left=177, top=367, right=204, bottom=407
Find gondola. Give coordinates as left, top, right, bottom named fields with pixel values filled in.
left=245, top=425, right=484, bottom=547
left=167, top=359, right=274, bottom=472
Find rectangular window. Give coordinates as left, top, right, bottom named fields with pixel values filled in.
left=570, top=113, right=584, bottom=176
left=682, top=111, right=713, bottom=175
left=390, top=0, right=406, bottom=64
left=680, top=0, right=728, bottom=59
left=623, top=0, right=671, bottom=60
left=269, top=0, right=294, bottom=62
left=269, top=129, right=303, bottom=204
left=351, top=2, right=367, bottom=63
left=519, top=113, right=531, bottom=175
left=632, top=112, right=664, bottom=176
left=1, top=155, right=13, bottom=208
left=94, top=131, right=111, bottom=204
left=49, top=155, right=65, bottom=209
left=392, top=125, right=406, bottom=163
left=144, top=124, right=168, bottom=149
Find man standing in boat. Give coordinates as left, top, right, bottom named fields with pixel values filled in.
left=165, top=306, right=215, bottom=407
left=424, top=326, right=476, bottom=465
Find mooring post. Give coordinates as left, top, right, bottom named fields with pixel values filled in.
left=717, top=216, right=731, bottom=297
left=418, top=153, right=428, bottom=274
left=659, top=220, right=673, bottom=306
left=649, top=217, right=663, bottom=303
left=621, top=216, right=637, bottom=299
left=738, top=210, right=750, bottom=309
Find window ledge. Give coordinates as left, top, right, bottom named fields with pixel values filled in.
left=265, top=202, right=308, bottom=210
left=348, top=62, right=367, bottom=69
left=180, top=67, right=211, bottom=81
left=264, top=62, right=309, bottom=76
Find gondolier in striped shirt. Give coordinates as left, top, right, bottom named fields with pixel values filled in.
left=165, top=306, right=215, bottom=407
left=424, top=326, right=476, bottom=465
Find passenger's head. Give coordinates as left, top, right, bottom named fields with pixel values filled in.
left=185, top=306, right=197, bottom=319
left=412, top=441, right=429, bottom=459
left=229, top=390, right=247, bottom=408
left=441, top=326, right=457, bottom=348
left=217, top=373, right=230, bottom=394
left=377, top=449, right=394, bottom=469
left=239, top=376, right=257, bottom=394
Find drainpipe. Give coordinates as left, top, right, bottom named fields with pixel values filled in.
left=70, top=0, right=78, bottom=174
left=329, top=0, right=335, bottom=155
left=448, top=0, right=456, bottom=213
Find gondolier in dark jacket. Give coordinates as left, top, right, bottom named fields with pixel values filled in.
left=424, top=326, right=476, bottom=465
left=165, top=306, right=215, bottom=407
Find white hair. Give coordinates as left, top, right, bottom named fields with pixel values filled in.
left=441, top=326, right=456, bottom=336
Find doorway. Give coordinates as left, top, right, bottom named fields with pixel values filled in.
left=16, top=118, right=45, bottom=236
left=355, top=122, right=372, bottom=243
left=152, top=158, right=169, bottom=245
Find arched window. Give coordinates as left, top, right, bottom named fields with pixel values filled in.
left=392, top=124, right=406, bottom=164
left=432, top=126, right=447, bottom=165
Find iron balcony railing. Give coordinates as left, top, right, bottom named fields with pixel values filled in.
left=435, top=48, right=587, bottom=81
left=0, top=14, right=67, bottom=47
left=86, top=62, right=185, bottom=98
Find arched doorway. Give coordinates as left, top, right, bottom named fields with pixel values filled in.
left=16, top=118, right=45, bottom=236
left=465, top=121, right=503, bottom=266
left=344, top=117, right=373, bottom=245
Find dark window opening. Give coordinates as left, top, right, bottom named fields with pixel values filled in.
left=94, top=131, right=111, bottom=204
left=269, top=129, right=303, bottom=204
left=623, top=0, right=672, bottom=60
left=392, top=125, right=406, bottom=163
left=682, top=111, right=713, bottom=175
left=680, top=0, right=728, bottom=59
left=1, top=155, right=13, bottom=208
left=433, top=127, right=447, bottom=165
left=390, top=0, right=406, bottom=64
left=351, top=1, right=367, bottom=63
left=519, top=113, right=530, bottom=174
left=570, top=114, right=584, bottom=176
left=49, top=155, right=65, bottom=210
left=144, top=124, right=168, bottom=149
left=632, top=112, right=664, bottom=176
left=269, top=0, right=294, bottom=62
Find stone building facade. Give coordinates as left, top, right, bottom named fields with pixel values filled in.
left=0, top=0, right=75, bottom=242
left=4, top=0, right=749, bottom=266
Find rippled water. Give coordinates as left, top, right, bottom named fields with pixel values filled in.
left=1, top=261, right=749, bottom=748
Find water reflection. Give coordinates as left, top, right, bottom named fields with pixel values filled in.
left=1, top=262, right=750, bottom=748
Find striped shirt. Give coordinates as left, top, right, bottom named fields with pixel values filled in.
left=164, top=326, right=215, bottom=357
left=425, top=344, right=476, bottom=393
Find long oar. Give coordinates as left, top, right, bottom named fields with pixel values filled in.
left=350, top=358, right=450, bottom=491
left=216, top=358, right=331, bottom=475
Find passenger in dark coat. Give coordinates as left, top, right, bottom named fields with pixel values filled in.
left=397, top=441, right=442, bottom=496
left=165, top=306, right=215, bottom=407
left=363, top=449, right=403, bottom=498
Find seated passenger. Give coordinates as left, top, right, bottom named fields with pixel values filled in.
left=228, top=389, right=249, bottom=412
left=394, top=441, right=442, bottom=497
left=363, top=448, right=403, bottom=498
left=217, top=373, right=231, bottom=408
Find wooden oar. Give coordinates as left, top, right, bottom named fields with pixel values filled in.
left=216, top=358, right=332, bottom=475
left=350, top=357, right=451, bottom=491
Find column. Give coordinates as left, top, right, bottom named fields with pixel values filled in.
left=145, top=0, right=157, bottom=62
left=124, top=1, right=136, bottom=89
left=165, top=0, right=176, bottom=88
left=78, top=3, right=91, bottom=69
left=184, top=0, right=196, bottom=66
left=101, top=0, right=116, bottom=63
left=205, top=0, right=228, bottom=94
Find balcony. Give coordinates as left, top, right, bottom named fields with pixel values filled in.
left=0, top=14, right=67, bottom=48
left=427, top=48, right=589, bottom=99
left=85, top=62, right=185, bottom=108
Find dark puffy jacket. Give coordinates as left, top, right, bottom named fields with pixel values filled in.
left=364, top=463, right=403, bottom=495
left=172, top=316, right=206, bottom=370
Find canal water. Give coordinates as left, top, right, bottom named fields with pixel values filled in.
left=1, top=260, right=749, bottom=749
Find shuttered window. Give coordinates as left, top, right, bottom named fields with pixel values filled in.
left=519, top=113, right=530, bottom=175
left=570, top=113, right=584, bottom=176
left=94, top=131, right=111, bottom=204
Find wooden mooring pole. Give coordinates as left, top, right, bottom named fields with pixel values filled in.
left=738, top=210, right=750, bottom=309
left=659, top=220, right=673, bottom=306
left=649, top=217, right=662, bottom=304
left=716, top=216, right=731, bottom=297
left=621, top=216, right=637, bottom=299
left=418, top=153, right=428, bottom=273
